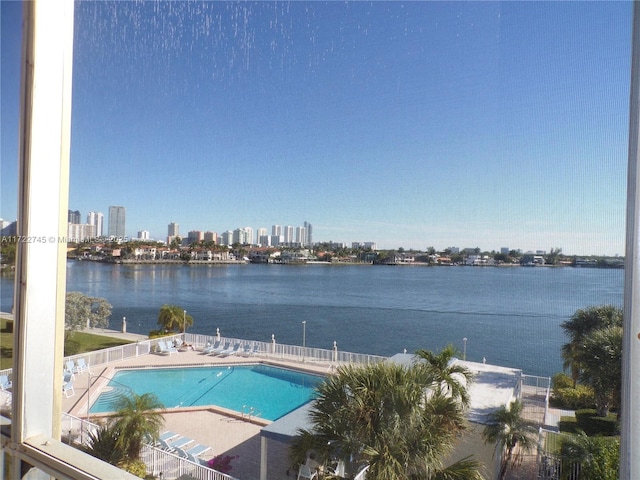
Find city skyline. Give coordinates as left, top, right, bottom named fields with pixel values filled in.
left=1, top=2, right=632, bottom=256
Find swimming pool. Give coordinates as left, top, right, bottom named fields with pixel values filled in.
left=89, top=364, right=322, bottom=421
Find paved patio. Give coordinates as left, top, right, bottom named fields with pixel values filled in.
left=62, top=335, right=331, bottom=480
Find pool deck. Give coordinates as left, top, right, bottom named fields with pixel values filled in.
left=62, top=334, right=332, bottom=480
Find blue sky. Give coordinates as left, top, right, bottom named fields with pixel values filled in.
left=1, top=1, right=633, bottom=255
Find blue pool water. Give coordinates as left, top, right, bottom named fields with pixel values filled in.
left=89, top=364, right=322, bottom=421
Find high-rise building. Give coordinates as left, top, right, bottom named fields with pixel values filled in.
left=137, top=230, right=150, bottom=240
left=204, top=231, right=218, bottom=244
left=284, top=226, right=294, bottom=244
left=167, top=222, right=180, bottom=245
left=296, top=226, right=307, bottom=246
left=232, top=227, right=253, bottom=245
left=68, top=209, right=81, bottom=224
left=168, top=222, right=179, bottom=236
left=221, top=230, right=233, bottom=246
left=304, top=221, right=313, bottom=246
left=108, top=206, right=126, bottom=238
left=272, top=225, right=282, bottom=236
left=188, top=230, right=204, bottom=244
left=87, top=211, right=104, bottom=237
left=67, top=223, right=96, bottom=242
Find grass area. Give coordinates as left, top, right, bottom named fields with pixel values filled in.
left=559, top=409, right=619, bottom=436
left=65, top=331, right=133, bottom=354
left=0, top=317, right=132, bottom=369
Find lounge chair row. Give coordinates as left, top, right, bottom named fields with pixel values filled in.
left=155, top=430, right=211, bottom=465
left=64, top=358, right=90, bottom=377
left=201, top=340, right=261, bottom=357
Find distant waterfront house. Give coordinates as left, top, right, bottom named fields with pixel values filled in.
left=191, top=249, right=213, bottom=261
left=465, top=254, right=494, bottom=266
left=437, top=255, right=453, bottom=265
left=378, top=253, right=415, bottom=265
left=522, top=254, right=545, bottom=266
left=134, top=246, right=157, bottom=260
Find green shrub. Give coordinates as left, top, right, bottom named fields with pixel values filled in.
left=552, top=372, right=574, bottom=389
left=119, top=459, right=148, bottom=478
left=558, top=416, right=579, bottom=434
left=551, top=385, right=595, bottom=410
left=560, top=434, right=619, bottom=480
left=574, top=409, right=619, bottom=436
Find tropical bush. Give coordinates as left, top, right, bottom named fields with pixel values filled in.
left=290, top=356, right=483, bottom=480
left=119, top=459, right=148, bottom=478
left=551, top=374, right=595, bottom=410
left=560, top=433, right=620, bottom=480
left=559, top=409, right=619, bottom=436
left=80, top=423, right=126, bottom=466
left=560, top=305, right=622, bottom=417
left=80, top=393, right=165, bottom=476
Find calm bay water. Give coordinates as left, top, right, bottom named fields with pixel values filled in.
left=0, top=262, right=623, bottom=377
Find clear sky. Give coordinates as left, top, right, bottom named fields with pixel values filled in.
left=1, top=1, right=633, bottom=255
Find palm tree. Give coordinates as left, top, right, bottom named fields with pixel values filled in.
left=482, top=400, right=538, bottom=480
left=579, top=326, right=623, bottom=417
left=80, top=423, right=126, bottom=465
left=290, top=360, right=484, bottom=480
left=560, top=305, right=622, bottom=387
left=157, top=304, right=193, bottom=334
left=112, top=393, right=165, bottom=460
left=415, top=344, right=473, bottom=407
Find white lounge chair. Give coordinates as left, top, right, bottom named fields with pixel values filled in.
left=62, top=377, right=75, bottom=398
left=157, top=340, right=178, bottom=355
left=175, top=444, right=210, bottom=465
left=0, top=375, right=12, bottom=391
left=155, top=437, right=176, bottom=452
left=240, top=342, right=254, bottom=356
left=249, top=344, right=261, bottom=356
left=74, top=358, right=90, bottom=374
left=170, top=436, right=195, bottom=449
left=210, top=341, right=230, bottom=355
left=64, top=360, right=75, bottom=377
left=219, top=343, right=241, bottom=357
left=202, top=340, right=220, bottom=354
left=297, top=464, right=318, bottom=480
left=159, top=430, right=180, bottom=442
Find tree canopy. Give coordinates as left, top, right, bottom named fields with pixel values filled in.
left=157, top=304, right=193, bottom=333
left=65, top=292, right=112, bottom=335
left=112, top=392, right=165, bottom=460
left=415, top=344, right=473, bottom=408
left=482, top=400, right=538, bottom=480
left=560, top=305, right=623, bottom=417
left=290, top=358, right=483, bottom=480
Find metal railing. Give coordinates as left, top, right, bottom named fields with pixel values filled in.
left=61, top=413, right=237, bottom=480
left=140, top=445, right=238, bottom=480
left=537, top=428, right=580, bottom=480
left=186, top=332, right=386, bottom=367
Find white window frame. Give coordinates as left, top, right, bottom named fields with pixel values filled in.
left=1, top=1, right=638, bottom=478
left=2, top=1, right=137, bottom=478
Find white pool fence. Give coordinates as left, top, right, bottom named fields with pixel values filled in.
left=62, top=412, right=238, bottom=480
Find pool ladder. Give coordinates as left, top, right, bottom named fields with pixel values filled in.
left=241, top=404, right=262, bottom=421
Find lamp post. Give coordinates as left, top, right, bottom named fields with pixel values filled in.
left=463, top=337, right=467, bottom=361
left=183, top=309, right=186, bottom=334
left=302, top=320, right=306, bottom=361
